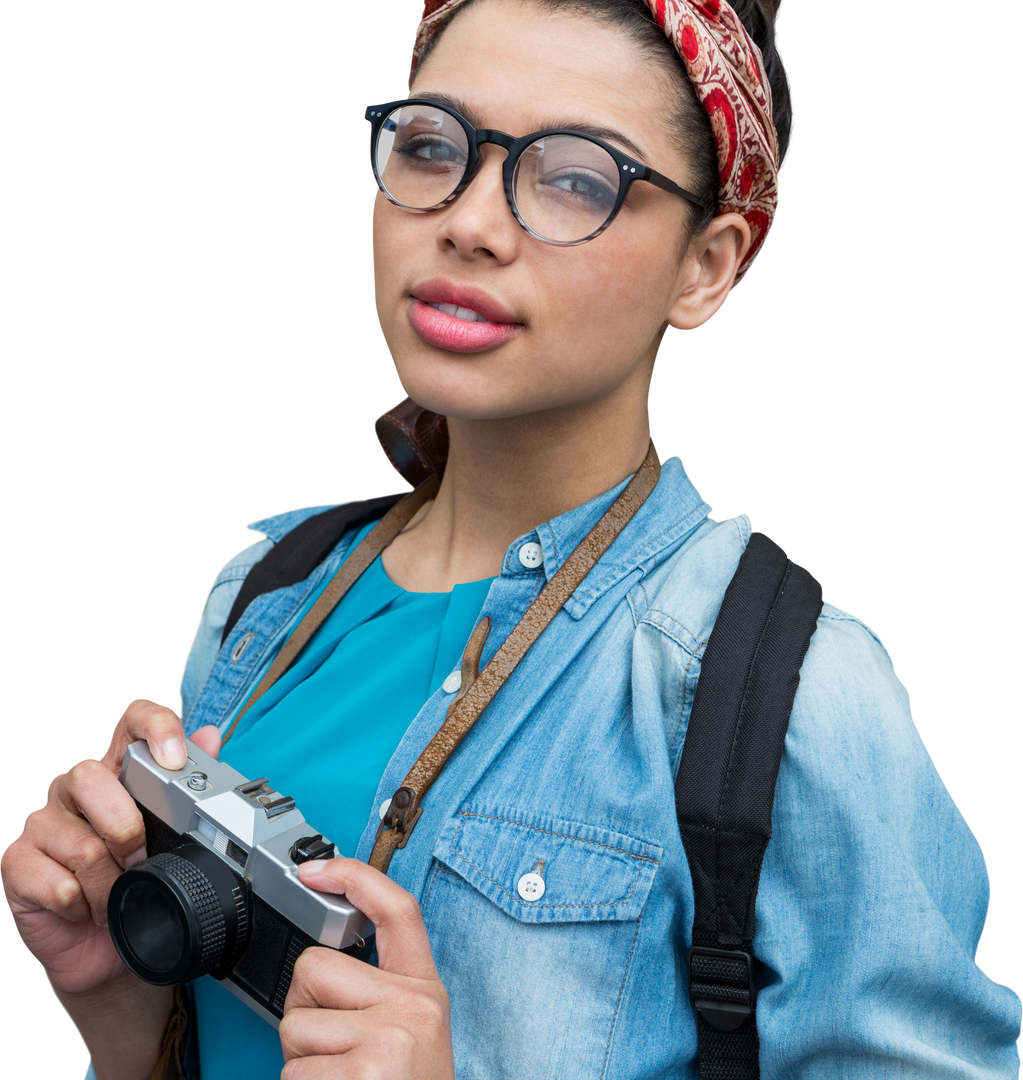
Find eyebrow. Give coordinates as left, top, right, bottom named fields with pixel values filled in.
left=413, top=92, right=649, bottom=162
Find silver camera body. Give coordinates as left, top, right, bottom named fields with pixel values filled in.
left=108, top=739, right=373, bottom=1028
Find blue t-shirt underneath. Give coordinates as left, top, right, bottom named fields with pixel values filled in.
left=193, top=526, right=494, bottom=1078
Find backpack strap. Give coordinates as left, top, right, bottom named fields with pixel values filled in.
left=220, top=495, right=405, bottom=644
left=674, top=532, right=823, bottom=1078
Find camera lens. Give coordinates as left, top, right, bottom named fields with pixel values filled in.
left=119, top=880, right=185, bottom=973
left=108, top=843, right=250, bottom=986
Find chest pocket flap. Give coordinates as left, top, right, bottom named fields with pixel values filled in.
left=433, top=804, right=662, bottom=924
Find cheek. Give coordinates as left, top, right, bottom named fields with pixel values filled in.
left=536, top=238, right=675, bottom=363
left=373, top=196, right=431, bottom=279
left=373, top=196, right=422, bottom=348
left=373, top=195, right=404, bottom=301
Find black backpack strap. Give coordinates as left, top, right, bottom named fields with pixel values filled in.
left=221, top=494, right=405, bottom=644
left=674, top=532, right=823, bottom=1078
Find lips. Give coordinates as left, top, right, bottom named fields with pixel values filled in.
left=413, top=279, right=519, bottom=324
left=408, top=300, right=522, bottom=354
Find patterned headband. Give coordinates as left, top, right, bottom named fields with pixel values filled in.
left=412, top=0, right=779, bottom=281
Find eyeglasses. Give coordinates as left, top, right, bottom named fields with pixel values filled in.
left=365, top=98, right=707, bottom=247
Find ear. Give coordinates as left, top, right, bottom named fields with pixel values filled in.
left=666, top=212, right=751, bottom=330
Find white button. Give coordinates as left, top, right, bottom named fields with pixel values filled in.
left=516, top=872, right=546, bottom=901
left=518, top=542, right=543, bottom=569
left=378, top=798, right=391, bottom=821
left=442, top=670, right=462, bottom=694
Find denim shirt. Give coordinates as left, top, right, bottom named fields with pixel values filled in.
left=170, top=457, right=1020, bottom=1078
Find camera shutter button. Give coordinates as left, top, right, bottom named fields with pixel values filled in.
left=290, top=834, right=336, bottom=864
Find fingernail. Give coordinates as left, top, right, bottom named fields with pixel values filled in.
left=124, top=847, right=147, bottom=869
left=159, top=739, right=186, bottom=770
left=298, top=860, right=328, bottom=878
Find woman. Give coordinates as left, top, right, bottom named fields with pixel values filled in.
left=3, top=0, right=1019, bottom=1077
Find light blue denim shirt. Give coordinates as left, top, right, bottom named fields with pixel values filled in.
left=136, top=457, right=1020, bottom=1077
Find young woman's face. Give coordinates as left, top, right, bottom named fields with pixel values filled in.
left=373, top=0, right=700, bottom=421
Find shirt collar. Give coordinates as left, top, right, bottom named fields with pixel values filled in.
left=499, top=456, right=710, bottom=619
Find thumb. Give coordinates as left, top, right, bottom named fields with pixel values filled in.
left=190, top=725, right=221, bottom=761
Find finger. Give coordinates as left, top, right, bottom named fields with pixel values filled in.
left=280, top=1049, right=347, bottom=1075
left=286, top=944, right=442, bottom=1014
left=279, top=1005, right=364, bottom=1060
left=16, top=812, right=124, bottom=928
left=297, top=858, right=438, bottom=982
left=2, top=841, right=91, bottom=924
left=282, top=1045, right=403, bottom=1080
left=50, top=756, right=147, bottom=872
left=101, top=699, right=188, bottom=774
left=29, top=768, right=146, bottom=928
left=284, top=946, right=392, bottom=1012
left=282, top=1054, right=363, bottom=1080
left=189, top=725, right=221, bottom=761
left=280, top=1006, right=424, bottom=1069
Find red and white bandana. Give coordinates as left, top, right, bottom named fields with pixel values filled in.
left=411, top=0, right=779, bottom=281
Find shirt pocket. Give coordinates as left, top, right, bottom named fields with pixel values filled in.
left=422, top=804, right=662, bottom=1080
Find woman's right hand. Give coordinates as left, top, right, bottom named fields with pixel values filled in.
left=1, top=700, right=221, bottom=997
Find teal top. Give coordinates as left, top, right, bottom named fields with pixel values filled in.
left=193, top=523, right=495, bottom=1079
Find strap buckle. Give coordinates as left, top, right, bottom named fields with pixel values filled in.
left=687, top=947, right=756, bottom=1032
left=377, top=786, right=423, bottom=850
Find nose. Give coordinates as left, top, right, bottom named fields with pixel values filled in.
left=462, top=141, right=511, bottom=203
left=440, top=137, right=520, bottom=236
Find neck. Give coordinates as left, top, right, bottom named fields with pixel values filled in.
left=382, top=391, right=651, bottom=592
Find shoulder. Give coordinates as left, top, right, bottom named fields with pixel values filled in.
left=630, top=514, right=750, bottom=652
left=803, top=596, right=907, bottom=704
left=794, top=601, right=914, bottom=756
left=206, top=498, right=350, bottom=587
left=634, top=519, right=915, bottom=754
left=180, top=495, right=407, bottom=722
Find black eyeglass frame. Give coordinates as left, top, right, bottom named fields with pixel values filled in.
left=365, top=98, right=709, bottom=247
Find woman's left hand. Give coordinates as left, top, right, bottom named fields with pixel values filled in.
left=281, top=856, right=455, bottom=1080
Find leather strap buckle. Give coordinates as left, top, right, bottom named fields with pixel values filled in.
left=376, top=786, right=423, bottom=851
left=687, top=947, right=756, bottom=1032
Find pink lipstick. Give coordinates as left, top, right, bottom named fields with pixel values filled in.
left=408, top=301, right=521, bottom=353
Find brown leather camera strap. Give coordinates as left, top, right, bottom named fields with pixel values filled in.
left=219, top=442, right=660, bottom=875
left=220, top=473, right=440, bottom=745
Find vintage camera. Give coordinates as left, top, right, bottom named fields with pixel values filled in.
left=107, top=739, right=372, bottom=1028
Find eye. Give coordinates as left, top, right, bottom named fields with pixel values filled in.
left=548, top=172, right=613, bottom=200
left=514, top=133, right=621, bottom=225
left=396, top=136, right=467, bottom=167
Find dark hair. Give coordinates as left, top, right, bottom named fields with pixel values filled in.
left=415, top=0, right=791, bottom=234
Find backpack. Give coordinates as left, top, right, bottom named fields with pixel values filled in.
left=222, top=401, right=823, bottom=1079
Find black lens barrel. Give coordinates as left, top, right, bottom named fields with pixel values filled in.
left=108, top=842, right=250, bottom=986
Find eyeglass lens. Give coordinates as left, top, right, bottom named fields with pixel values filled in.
left=374, top=103, right=622, bottom=244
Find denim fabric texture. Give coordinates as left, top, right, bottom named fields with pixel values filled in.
left=105, top=457, right=1019, bottom=1079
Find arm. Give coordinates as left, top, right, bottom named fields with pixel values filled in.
left=60, top=978, right=173, bottom=1080
left=756, top=607, right=1021, bottom=1076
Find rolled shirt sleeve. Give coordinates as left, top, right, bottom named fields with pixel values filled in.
left=755, top=604, right=1021, bottom=1075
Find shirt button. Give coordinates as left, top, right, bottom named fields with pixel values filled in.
left=518, top=542, right=543, bottom=569
left=442, top=670, right=462, bottom=694
left=378, top=798, right=391, bottom=820
left=516, top=872, right=546, bottom=901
